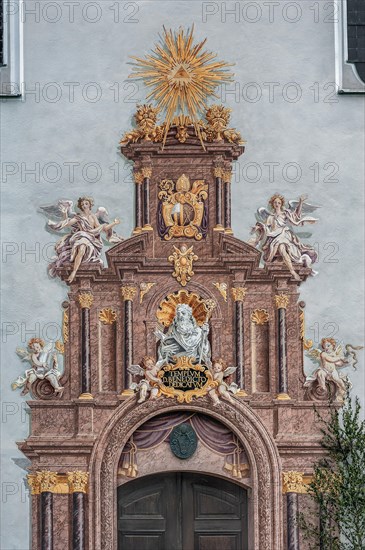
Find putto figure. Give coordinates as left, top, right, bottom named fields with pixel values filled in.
left=12, top=338, right=63, bottom=396
left=128, top=356, right=162, bottom=403
left=304, top=338, right=363, bottom=400
left=249, top=194, right=319, bottom=281
left=208, top=358, right=238, bottom=406
left=155, top=304, right=211, bottom=367
left=41, top=197, right=123, bottom=283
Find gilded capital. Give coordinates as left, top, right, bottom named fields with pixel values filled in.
left=121, top=286, right=137, bottom=302
left=213, top=166, right=224, bottom=179
left=222, top=169, right=232, bottom=183
left=27, top=475, right=40, bottom=495
left=282, top=471, right=306, bottom=494
left=78, top=293, right=94, bottom=309
left=275, top=294, right=289, bottom=309
left=141, top=167, right=152, bottom=178
left=231, top=287, right=247, bottom=302
left=134, top=171, right=144, bottom=184
left=67, top=471, right=89, bottom=494
left=35, top=471, right=58, bottom=493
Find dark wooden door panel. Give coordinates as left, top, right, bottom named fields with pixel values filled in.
left=120, top=534, right=166, bottom=550
left=195, top=534, right=241, bottom=550
left=118, top=472, right=247, bottom=550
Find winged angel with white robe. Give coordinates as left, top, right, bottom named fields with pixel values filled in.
left=41, top=197, right=123, bottom=283
left=248, top=194, right=319, bottom=281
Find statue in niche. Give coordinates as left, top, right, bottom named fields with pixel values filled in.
left=155, top=303, right=211, bottom=367
left=304, top=337, right=363, bottom=400
left=12, top=338, right=64, bottom=396
left=208, top=358, right=238, bottom=406
left=128, top=356, right=162, bottom=403
left=248, top=194, right=319, bottom=281
left=40, top=197, right=123, bottom=284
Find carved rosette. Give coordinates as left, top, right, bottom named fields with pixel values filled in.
left=231, top=287, right=247, bottom=302
left=67, top=471, right=89, bottom=494
left=274, top=294, right=289, bottom=309
left=282, top=471, right=307, bottom=494
left=78, top=293, right=94, bottom=309
left=251, top=309, right=270, bottom=325
left=121, top=286, right=137, bottom=302
left=99, top=308, right=117, bottom=325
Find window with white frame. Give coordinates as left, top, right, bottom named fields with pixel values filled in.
left=0, top=0, right=23, bottom=97
left=335, top=0, right=365, bottom=93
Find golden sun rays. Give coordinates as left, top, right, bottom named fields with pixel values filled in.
left=129, top=26, right=234, bottom=144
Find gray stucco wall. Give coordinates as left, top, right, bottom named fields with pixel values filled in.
left=1, top=1, right=364, bottom=548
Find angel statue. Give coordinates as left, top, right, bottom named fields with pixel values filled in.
left=12, top=338, right=64, bottom=397
left=208, top=358, right=238, bottom=406
left=40, top=197, right=123, bottom=283
left=304, top=337, right=363, bottom=400
left=128, top=356, right=162, bottom=403
left=248, top=194, right=319, bottom=281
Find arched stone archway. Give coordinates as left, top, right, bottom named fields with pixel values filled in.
left=89, top=396, right=283, bottom=550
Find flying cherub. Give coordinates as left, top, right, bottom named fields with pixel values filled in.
left=208, top=358, right=238, bottom=406
left=40, top=197, right=123, bottom=283
left=248, top=194, right=320, bottom=281
left=128, top=356, right=162, bottom=403
left=12, top=338, right=63, bottom=396
left=304, top=338, right=363, bottom=400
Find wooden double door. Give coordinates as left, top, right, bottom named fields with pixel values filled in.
left=117, top=472, right=248, bottom=550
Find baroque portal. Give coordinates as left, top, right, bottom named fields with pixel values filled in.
left=14, top=27, right=357, bottom=550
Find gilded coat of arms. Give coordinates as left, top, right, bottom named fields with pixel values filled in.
left=157, top=174, right=208, bottom=240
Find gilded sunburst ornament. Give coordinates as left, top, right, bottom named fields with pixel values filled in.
left=129, top=26, right=233, bottom=145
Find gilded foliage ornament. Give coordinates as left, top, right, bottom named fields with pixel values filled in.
left=139, top=282, right=156, bottom=304
left=169, top=245, right=198, bottom=287
left=78, top=293, right=94, bottom=309
left=231, top=287, right=247, bottom=302
left=67, top=471, right=89, bottom=493
left=121, top=286, right=137, bottom=302
left=274, top=294, right=289, bottom=309
left=213, top=282, right=228, bottom=302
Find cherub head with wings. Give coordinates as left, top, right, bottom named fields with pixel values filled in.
left=212, top=357, right=227, bottom=372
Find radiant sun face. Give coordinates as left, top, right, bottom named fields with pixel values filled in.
left=129, top=26, right=233, bottom=143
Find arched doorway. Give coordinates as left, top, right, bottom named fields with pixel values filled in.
left=118, top=472, right=248, bottom=550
